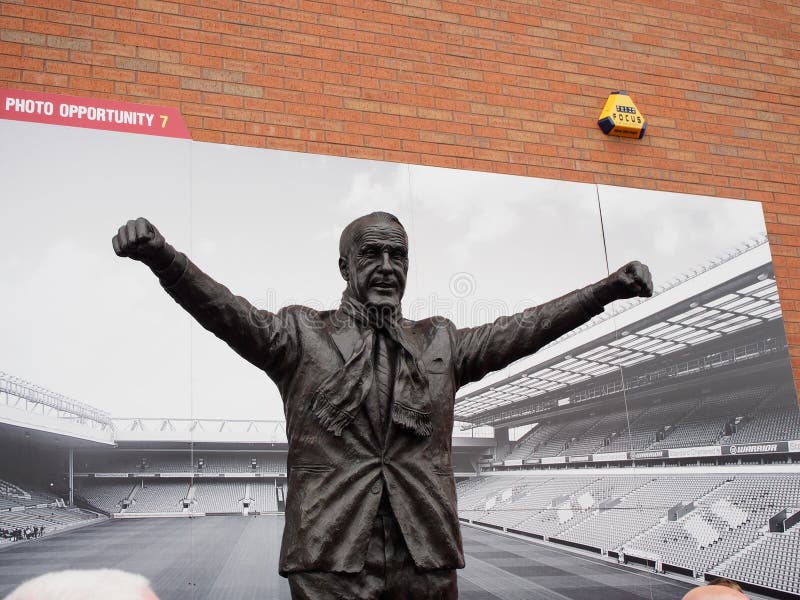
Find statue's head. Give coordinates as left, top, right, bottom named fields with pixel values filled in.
left=339, top=212, right=409, bottom=310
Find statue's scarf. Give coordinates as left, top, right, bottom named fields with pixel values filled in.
left=312, top=294, right=432, bottom=438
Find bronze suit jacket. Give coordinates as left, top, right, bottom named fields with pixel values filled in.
left=154, top=254, right=604, bottom=575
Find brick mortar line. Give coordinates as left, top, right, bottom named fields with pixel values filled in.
left=5, top=20, right=798, bottom=81
left=9, top=8, right=799, bottom=67
left=8, top=0, right=800, bottom=37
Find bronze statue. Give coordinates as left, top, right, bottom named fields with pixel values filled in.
left=113, top=213, right=652, bottom=599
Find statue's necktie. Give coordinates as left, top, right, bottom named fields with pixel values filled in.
left=371, top=331, right=395, bottom=442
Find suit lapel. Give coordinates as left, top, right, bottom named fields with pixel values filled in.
left=327, top=309, right=361, bottom=364
left=329, top=328, right=357, bottom=364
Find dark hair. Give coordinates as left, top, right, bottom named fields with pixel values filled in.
left=707, top=578, right=743, bottom=592
left=339, top=212, right=406, bottom=258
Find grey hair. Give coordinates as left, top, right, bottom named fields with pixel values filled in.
left=4, top=569, right=155, bottom=600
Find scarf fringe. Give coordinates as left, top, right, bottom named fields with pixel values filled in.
left=392, top=402, right=432, bottom=437
left=313, top=393, right=354, bottom=437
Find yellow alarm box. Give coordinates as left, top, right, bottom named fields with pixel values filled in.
left=598, top=91, right=646, bottom=139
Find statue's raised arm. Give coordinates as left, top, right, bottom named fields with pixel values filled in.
left=454, top=261, right=653, bottom=387
left=112, top=218, right=298, bottom=382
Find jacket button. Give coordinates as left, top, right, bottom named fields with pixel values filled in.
left=371, top=483, right=381, bottom=494
left=382, top=456, right=390, bottom=465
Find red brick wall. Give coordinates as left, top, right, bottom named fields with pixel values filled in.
left=2, top=0, right=799, bottom=390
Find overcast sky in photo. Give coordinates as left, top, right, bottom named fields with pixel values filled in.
left=0, top=120, right=769, bottom=421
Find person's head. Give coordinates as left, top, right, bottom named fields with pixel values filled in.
left=681, top=579, right=748, bottom=600
left=3, top=569, right=159, bottom=600
left=338, top=212, right=409, bottom=311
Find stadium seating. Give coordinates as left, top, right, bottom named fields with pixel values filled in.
left=503, top=423, right=564, bottom=462
left=75, top=478, right=282, bottom=514
left=191, top=481, right=247, bottom=513
left=0, top=477, right=100, bottom=542
left=503, top=381, right=800, bottom=462
left=249, top=481, right=279, bottom=512
left=76, top=481, right=137, bottom=514
left=528, top=415, right=605, bottom=458
left=75, top=452, right=288, bottom=474
left=597, top=398, right=699, bottom=453
left=0, top=479, right=60, bottom=510
left=128, top=482, right=189, bottom=513
left=0, top=479, right=28, bottom=499
left=514, top=475, right=652, bottom=539
left=561, top=409, right=644, bottom=456
left=621, top=476, right=800, bottom=575
left=552, top=476, right=727, bottom=551
left=648, top=389, right=765, bottom=450
left=0, top=507, right=97, bottom=531
left=456, top=474, right=523, bottom=521
left=726, top=408, right=800, bottom=444
left=711, top=526, right=800, bottom=595
left=457, top=473, right=800, bottom=596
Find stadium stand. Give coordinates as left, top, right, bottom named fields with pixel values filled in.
left=457, top=473, right=800, bottom=596
left=723, top=385, right=800, bottom=445
left=1, top=507, right=97, bottom=531
left=75, top=478, right=283, bottom=515
left=128, top=481, right=189, bottom=513
left=457, top=475, right=524, bottom=521
left=502, top=423, right=563, bottom=462
left=648, top=389, right=770, bottom=450
left=249, top=481, right=279, bottom=513
left=596, top=398, right=699, bottom=454
left=0, top=479, right=60, bottom=509
left=514, top=475, right=653, bottom=539
left=560, top=408, right=644, bottom=456
left=191, top=481, right=247, bottom=514
left=198, top=454, right=286, bottom=473
left=711, top=525, right=800, bottom=596
left=0, top=479, right=28, bottom=500
left=1, top=477, right=101, bottom=542
left=550, top=476, right=727, bottom=552
left=76, top=452, right=288, bottom=474
left=501, top=382, right=799, bottom=462
left=75, top=481, right=137, bottom=514
left=622, top=475, right=800, bottom=575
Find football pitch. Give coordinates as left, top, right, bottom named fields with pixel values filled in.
left=0, top=516, right=761, bottom=599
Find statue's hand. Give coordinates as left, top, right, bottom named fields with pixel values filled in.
left=112, top=218, right=174, bottom=270
left=607, top=261, right=653, bottom=301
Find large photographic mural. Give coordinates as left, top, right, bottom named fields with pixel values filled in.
left=1, top=91, right=798, bottom=599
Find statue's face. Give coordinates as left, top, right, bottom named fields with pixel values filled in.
left=340, top=221, right=408, bottom=309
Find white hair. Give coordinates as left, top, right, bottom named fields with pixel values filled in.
left=4, top=569, right=156, bottom=600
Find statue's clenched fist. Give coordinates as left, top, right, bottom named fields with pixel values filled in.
left=608, top=261, right=653, bottom=301
left=112, top=218, right=174, bottom=270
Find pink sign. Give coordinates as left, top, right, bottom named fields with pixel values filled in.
left=1, top=88, right=190, bottom=139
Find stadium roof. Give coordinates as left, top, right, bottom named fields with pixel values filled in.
left=0, top=371, right=113, bottom=445
left=454, top=237, right=782, bottom=421
left=112, top=418, right=288, bottom=444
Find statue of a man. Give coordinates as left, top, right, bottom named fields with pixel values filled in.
left=113, top=212, right=652, bottom=599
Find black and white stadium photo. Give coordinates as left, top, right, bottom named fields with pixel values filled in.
left=1, top=112, right=799, bottom=600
